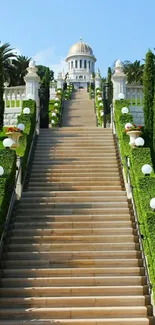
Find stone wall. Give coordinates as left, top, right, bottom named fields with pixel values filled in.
left=4, top=108, right=22, bottom=126
left=129, top=106, right=144, bottom=126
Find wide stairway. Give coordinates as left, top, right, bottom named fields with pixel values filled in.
left=0, top=90, right=154, bottom=324
left=61, top=89, right=96, bottom=127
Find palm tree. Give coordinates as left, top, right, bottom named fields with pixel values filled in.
left=0, top=42, right=17, bottom=129
left=124, top=60, right=144, bottom=85
left=12, top=55, right=30, bottom=85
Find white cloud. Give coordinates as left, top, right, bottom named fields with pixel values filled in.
left=32, top=47, right=67, bottom=78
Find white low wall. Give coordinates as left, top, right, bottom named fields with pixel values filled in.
left=4, top=107, right=22, bottom=126
left=129, top=106, right=144, bottom=126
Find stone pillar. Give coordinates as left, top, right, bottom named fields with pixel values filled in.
left=57, top=72, right=64, bottom=89
left=95, top=69, right=101, bottom=89
left=24, top=60, right=40, bottom=133
left=24, top=60, right=40, bottom=107
left=112, top=60, right=127, bottom=100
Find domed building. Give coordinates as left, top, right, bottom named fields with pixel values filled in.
left=65, top=38, right=96, bottom=89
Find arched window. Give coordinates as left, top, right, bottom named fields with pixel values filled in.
left=79, top=75, right=83, bottom=79
left=80, top=60, right=82, bottom=69
left=75, top=60, right=77, bottom=69
left=71, top=61, right=73, bottom=69
left=84, top=60, right=87, bottom=69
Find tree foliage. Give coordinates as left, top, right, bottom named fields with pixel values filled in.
left=123, top=60, right=144, bottom=85
left=107, top=67, right=113, bottom=106
left=143, top=50, right=155, bottom=144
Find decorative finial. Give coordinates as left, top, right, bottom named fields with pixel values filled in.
left=80, top=37, right=82, bottom=42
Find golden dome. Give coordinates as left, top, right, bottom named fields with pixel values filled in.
left=67, top=39, right=94, bottom=58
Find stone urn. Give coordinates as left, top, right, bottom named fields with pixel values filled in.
left=6, top=132, right=22, bottom=148
left=127, top=130, right=142, bottom=148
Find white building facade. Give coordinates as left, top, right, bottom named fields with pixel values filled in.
left=65, top=39, right=96, bottom=89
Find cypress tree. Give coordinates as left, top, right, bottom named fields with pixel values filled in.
left=0, top=54, right=4, bottom=131
left=143, top=50, right=155, bottom=144
left=107, top=67, right=113, bottom=106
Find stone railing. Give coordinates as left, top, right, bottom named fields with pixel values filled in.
left=126, top=84, right=143, bottom=107
left=4, top=86, right=26, bottom=109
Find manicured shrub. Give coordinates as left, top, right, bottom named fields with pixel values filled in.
left=0, top=149, right=16, bottom=229
left=114, top=98, right=155, bottom=300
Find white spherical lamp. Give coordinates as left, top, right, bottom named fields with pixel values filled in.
left=51, top=120, right=55, bottom=124
left=99, top=102, right=103, bottom=107
left=100, top=111, right=104, bottom=116
left=121, top=107, right=129, bottom=114
left=142, top=164, right=153, bottom=176
left=125, top=123, right=133, bottom=130
left=55, top=97, right=59, bottom=101
left=118, top=93, right=125, bottom=100
left=135, top=137, right=145, bottom=147
left=17, top=123, right=25, bottom=131
left=150, top=198, right=155, bottom=210
left=52, top=112, right=56, bottom=117
left=3, top=138, right=14, bottom=148
left=0, top=166, right=4, bottom=176
left=23, top=107, right=30, bottom=115
left=54, top=103, right=59, bottom=107
left=27, top=93, right=33, bottom=100
left=98, top=96, right=102, bottom=101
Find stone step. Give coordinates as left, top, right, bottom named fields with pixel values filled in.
left=3, top=266, right=144, bottom=277
left=27, top=186, right=123, bottom=191
left=5, top=251, right=141, bottom=261
left=0, top=318, right=153, bottom=325
left=31, top=166, right=120, bottom=172
left=10, top=228, right=134, bottom=236
left=13, top=221, right=133, bottom=229
left=7, top=242, right=139, bottom=252
left=28, top=181, right=122, bottom=187
left=16, top=207, right=130, bottom=215
left=18, top=201, right=128, bottom=208
left=22, top=191, right=126, bottom=197
left=1, top=276, right=145, bottom=287
left=15, top=214, right=132, bottom=222
left=9, top=234, right=137, bottom=244
left=4, top=258, right=142, bottom=268
left=28, top=177, right=121, bottom=182
left=0, top=295, right=149, bottom=307
left=0, top=306, right=149, bottom=319
left=0, top=285, right=147, bottom=297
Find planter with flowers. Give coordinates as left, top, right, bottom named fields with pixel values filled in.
left=125, top=123, right=143, bottom=148
left=6, top=126, right=24, bottom=148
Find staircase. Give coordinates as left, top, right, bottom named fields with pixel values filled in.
left=61, top=89, right=96, bottom=127
left=0, top=90, right=154, bottom=324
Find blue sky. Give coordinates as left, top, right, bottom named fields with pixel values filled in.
left=0, top=0, right=155, bottom=77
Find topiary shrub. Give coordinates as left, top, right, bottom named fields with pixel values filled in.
left=0, top=149, right=16, bottom=230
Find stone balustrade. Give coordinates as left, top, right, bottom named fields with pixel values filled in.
left=4, top=86, right=26, bottom=109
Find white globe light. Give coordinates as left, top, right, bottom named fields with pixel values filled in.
left=98, top=96, right=102, bottom=101
left=52, top=112, right=56, bottom=117
left=23, top=107, right=30, bottom=115
left=54, top=103, right=58, bottom=107
left=0, top=166, right=4, bottom=176
left=57, top=90, right=61, bottom=93
left=97, top=89, right=100, bottom=94
left=118, top=93, right=125, bottom=100
left=51, top=120, right=55, bottom=124
left=125, top=123, right=133, bottom=130
left=27, top=93, right=33, bottom=100
left=55, top=97, right=59, bottom=101
left=17, top=123, right=25, bottom=131
left=99, top=102, right=103, bottom=107
left=135, top=137, right=145, bottom=147
left=150, top=198, right=155, bottom=209
left=100, top=111, right=104, bottom=116
left=122, top=107, right=129, bottom=114
left=141, top=164, right=153, bottom=176
left=3, top=138, right=14, bottom=148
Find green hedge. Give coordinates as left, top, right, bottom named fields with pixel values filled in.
left=114, top=99, right=155, bottom=301
left=0, top=149, right=16, bottom=230
left=16, top=99, right=36, bottom=179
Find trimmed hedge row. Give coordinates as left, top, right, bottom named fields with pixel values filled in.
left=16, top=99, right=36, bottom=179
left=114, top=99, right=155, bottom=301
left=95, top=88, right=104, bottom=127
left=0, top=149, right=16, bottom=230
